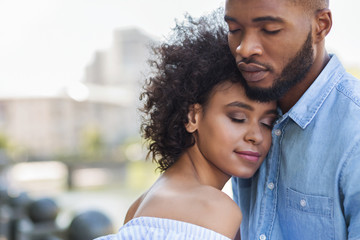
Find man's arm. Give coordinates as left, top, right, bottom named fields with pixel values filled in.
left=340, top=141, right=360, bottom=239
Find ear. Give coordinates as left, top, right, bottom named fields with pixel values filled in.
left=185, top=104, right=202, bottom=133
left=314, top=8, right=332, bottom=43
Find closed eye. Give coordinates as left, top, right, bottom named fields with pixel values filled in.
left=231, top=118, right=246, bottom=123
left=260, top=116, right=278, bottom=129
left=262, top=29, right=281, bottom=35
left=229, top=28, right=241, bottom=34
left=226, top=21, right=242, bottom=35
left=261, top=122, right=274, bottom=130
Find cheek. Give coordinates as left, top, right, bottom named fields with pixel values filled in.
left=263, top=35, right=303, bottom=71
left=197, top=118, right=227, bottom=146
left=228, top=34, right=240, bottom=57
left=264, top=43, right=289, bottom=67
left=207, top=121, right=242, bottom=149
left=262, top=131, right=273, bottom=152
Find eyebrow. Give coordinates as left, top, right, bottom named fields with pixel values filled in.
left=227, top=101, right=278, bottom=115
left=226, top=101, right=254, bottom=111
left=265, top=109, right=279, bottom=115
left=224, top=15, right=237, bottom=23
left=224, top=15, right=284, bottom=24
left=253, top=16, right=285, bottom=23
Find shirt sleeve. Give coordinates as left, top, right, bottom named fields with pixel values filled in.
left=340, top=140, right=360, bottom=239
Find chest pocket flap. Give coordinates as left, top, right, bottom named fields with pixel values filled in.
left=286, top=187, right=333, bottom=218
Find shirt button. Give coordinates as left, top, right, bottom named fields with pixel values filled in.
left=259, top=234, right=267, bottom=240
left=274, top=129, right=281, bottom=136
left=300, top=199, right=307, bottom=207
left=267, top=182, right=275, bottom=190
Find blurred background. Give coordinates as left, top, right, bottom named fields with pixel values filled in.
left=0, top=0, right=359, bottom=239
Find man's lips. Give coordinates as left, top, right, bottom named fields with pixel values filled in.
left=237, top=62, right=268, bottom=83
left=237, top=62, right=267, bottom=72
left=235, top=151, right=261, bottom=163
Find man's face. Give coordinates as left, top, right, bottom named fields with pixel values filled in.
left=225, top=0, right=315, bottom=101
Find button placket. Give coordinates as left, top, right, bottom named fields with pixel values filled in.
left=257, top=121, right=286, bottom=240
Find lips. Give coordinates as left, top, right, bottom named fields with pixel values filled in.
left=235, top=151, right=261, bottom=163
left=237, top=62, right=268, bottom=83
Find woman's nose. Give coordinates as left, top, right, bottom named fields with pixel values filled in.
left=244, top=124, right=263, bottom=145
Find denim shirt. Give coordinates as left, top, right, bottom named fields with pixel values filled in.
left=232, top=55, right=360, bottom=240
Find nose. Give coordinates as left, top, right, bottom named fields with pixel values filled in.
left=235, top=32, right=263, bottom=60
left=244, top=123, right=263, bottom=145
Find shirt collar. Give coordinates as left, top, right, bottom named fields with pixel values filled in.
left=280, top=54, right=346, bottom=129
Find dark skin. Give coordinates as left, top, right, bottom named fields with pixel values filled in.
left=279, top=9, right=331, bottom=112
left=225, top=0, right=332, bottom=113
left=225, top=1, right=332, bottom=239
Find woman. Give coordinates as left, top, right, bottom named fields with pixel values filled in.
left=97, top=9, right=278, bottom=240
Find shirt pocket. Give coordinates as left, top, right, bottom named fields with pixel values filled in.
left=286, top=187, right=333, bottom=218
left=282, top=187, right=335, bottom=240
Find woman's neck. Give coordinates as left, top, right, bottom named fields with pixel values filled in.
left=167, top=146, right=231, bottom=190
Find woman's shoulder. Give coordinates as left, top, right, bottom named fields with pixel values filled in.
left=101, top=216, right=233, bottom=240
left=132, top=183, right=241, bottom=239
left=193, top=185, right=242, bottom=237
left=124, top=191, right=148, bottom=224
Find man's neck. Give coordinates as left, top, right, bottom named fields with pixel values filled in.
left=279, top=51, right=331, bottom=113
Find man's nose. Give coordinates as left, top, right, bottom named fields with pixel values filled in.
left=235, top=32, right=263, bottom=60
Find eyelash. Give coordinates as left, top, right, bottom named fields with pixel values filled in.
left=262, top=29, right=281, bottom=35
left=228, top=29, right=240, bottom=34
left=231, top=118, right=245, bottom=123
left=261, top=122, right=274, bottom=130
left=230, top=116, right=277, bottom=130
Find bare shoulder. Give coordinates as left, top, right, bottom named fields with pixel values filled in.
left=124, top=191, right=147, bottom=224
left=142, top=184, right=241, bottom=239
left=194, top=186, right=242, bottom=238
left=128, top=183, right=241, bottom=239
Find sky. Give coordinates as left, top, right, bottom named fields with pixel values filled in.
left=0, top=0, right=360, bottom=96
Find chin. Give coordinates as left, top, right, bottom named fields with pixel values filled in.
left=248, top=80, right=273, bottom=89
left=234, top=169, right=257, bottom=179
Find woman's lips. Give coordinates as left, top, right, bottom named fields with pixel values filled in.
left=235, top=151, right=261, bottom=162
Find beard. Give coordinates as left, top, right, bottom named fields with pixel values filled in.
left=241, top=30, right=314, bottom=102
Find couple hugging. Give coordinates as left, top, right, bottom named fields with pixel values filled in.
left=98, top=0, right=360, bottom=239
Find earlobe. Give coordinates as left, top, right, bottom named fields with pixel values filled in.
left=314, top=8, right=332, bottom=43
left=185, top=104, right=201, bottom=133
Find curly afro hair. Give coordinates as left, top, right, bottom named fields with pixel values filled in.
left=140, top=8, right=243, bottom=172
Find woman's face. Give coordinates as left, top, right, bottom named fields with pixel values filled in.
left=189, top=81, right=277, bottom=179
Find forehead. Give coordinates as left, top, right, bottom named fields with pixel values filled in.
left=225, top=0, right=305, bottom=24
left=225, top=0, right=295, bottom=10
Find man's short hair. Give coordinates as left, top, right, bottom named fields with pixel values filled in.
left=290, top=0, right=329, bottom=13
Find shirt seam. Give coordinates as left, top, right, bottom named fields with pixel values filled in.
left=335, top=81, right=360, bottom=108
left=290, top=70, right=345, bottom=129
left=338, top=140, right=360, bottom=192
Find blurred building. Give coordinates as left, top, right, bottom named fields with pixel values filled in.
left=0, top=28, right=155, bottom=160
left=85, top=28, right=153, bottom=87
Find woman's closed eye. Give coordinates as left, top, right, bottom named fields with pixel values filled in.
left=260, top=117, right=277, bottom=129
left=231, top=118, right=246, bottom=123
left=228, top=112, right=247, bottom=123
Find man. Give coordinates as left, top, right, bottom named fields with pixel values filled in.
left=225, top=0, right=360, bottom=239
